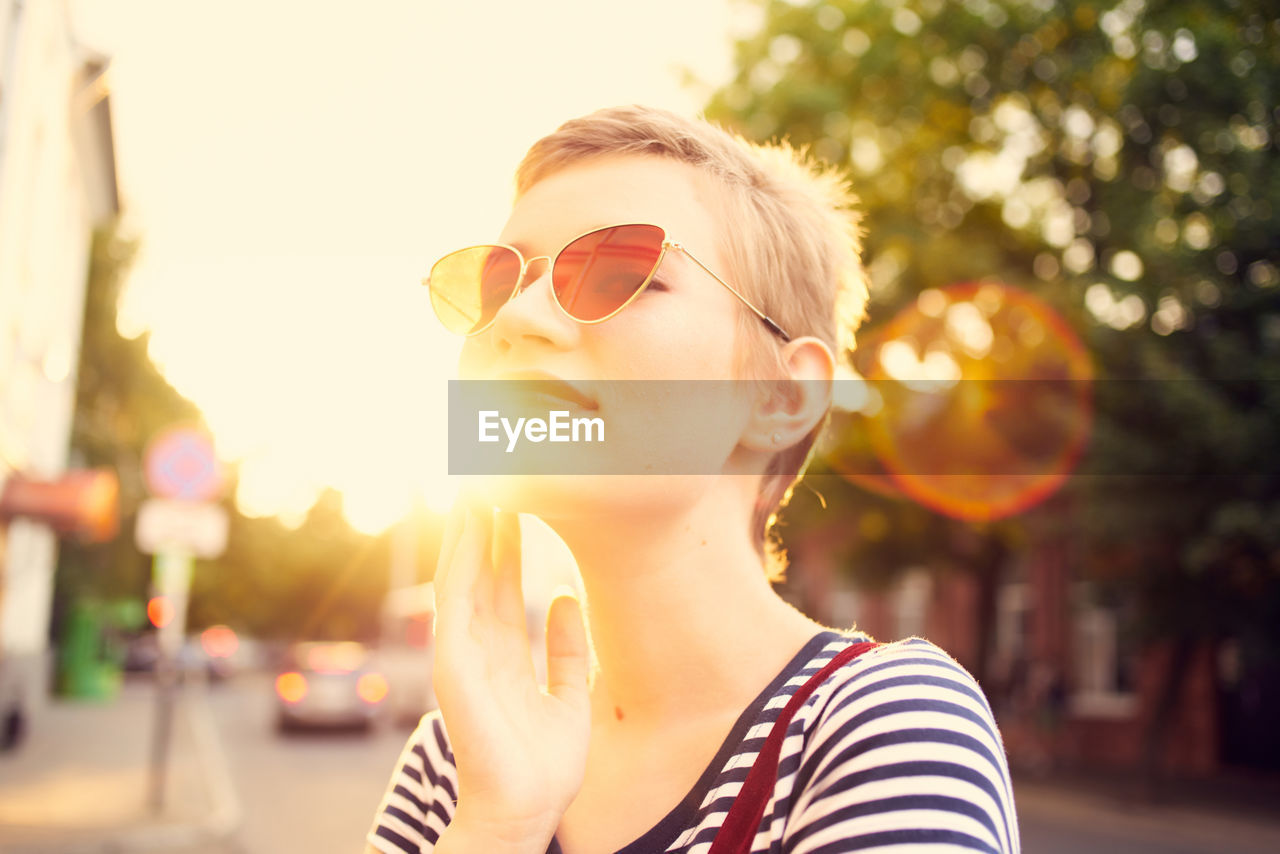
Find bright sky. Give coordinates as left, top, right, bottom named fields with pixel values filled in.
left=71, top=0, right=746, bottom=534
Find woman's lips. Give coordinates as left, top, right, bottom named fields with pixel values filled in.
left=496, top=371, right=599, bottom=411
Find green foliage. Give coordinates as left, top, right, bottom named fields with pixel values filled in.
left=189, top=488, right=393, bottom=641
left=710, top=0, right=1280, bottom=648
left=187, top=491, right=446, bottom=642
left=56, top=224, right=201, bottom=605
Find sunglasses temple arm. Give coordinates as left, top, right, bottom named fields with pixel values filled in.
left=679, top=250, right=792, bottom=342
left=754, top=313, right=792, bottom=343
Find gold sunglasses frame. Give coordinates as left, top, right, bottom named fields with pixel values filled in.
left=425, top=223, right=791, bottom=342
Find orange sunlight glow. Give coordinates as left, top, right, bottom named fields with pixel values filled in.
left=834, top=283, right=1094, bottom=521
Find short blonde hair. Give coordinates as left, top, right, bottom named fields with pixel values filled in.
left=515, top=105, right=869, bottom=580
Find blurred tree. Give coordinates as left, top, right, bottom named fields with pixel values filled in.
left=188, top=487, right=395, bottom=642
left=709, top=0, right=1279, bottom=772
left=187, top=489, right=446, bottom=642
left=55, top=224, right=201, bottom=613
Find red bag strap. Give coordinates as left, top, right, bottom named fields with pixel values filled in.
left=708, top=640, right=881, bottom=854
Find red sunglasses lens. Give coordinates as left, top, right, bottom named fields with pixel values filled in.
left=552, top=224, right=664, bottom=321
left=429, top=245, right=522, bottom=335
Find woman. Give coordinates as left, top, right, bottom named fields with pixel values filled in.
left=366, top=105, right=1019, bottom=854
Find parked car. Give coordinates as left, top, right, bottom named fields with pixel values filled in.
left=274, top=641, right=388, bottom=732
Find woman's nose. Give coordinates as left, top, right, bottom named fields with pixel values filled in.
left=517, top=256, right=552, bottom=293
left=487, top=256, right=577, bottom=353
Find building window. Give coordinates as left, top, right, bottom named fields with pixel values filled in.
left=986, top=581, right=1031, bottom=715
left=892, top=567, right=932, bottom=640
left=1069, top=581, right=1138, bottom=717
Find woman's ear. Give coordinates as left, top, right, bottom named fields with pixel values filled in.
left=739, top=336, right=835, bottom=452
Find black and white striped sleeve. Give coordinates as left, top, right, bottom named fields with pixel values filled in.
left=367, top=712, right=460, bottom=854
left=783, top=638, right=1019, bottom=853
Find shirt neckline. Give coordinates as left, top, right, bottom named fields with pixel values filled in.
left=548, top=628, right=850, bottom=854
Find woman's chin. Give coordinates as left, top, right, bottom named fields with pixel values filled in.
left=460, top=474, right=709, bottom=523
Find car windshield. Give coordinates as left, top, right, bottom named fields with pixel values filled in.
left=290, top=641, right=368, bottom=673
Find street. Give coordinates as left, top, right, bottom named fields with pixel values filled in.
left=192, top=675, right=1280, bottom=854
left=1017, top=782, right=1280, bottom=854
left=200, top=673, right=410, bottom=854
left=7, top=672, right=1280, bottom=854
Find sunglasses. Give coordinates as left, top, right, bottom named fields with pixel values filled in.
left=425, top=223, right=791, bottom=341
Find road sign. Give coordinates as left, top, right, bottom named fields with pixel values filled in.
left=135, top=498, right=229, bottom=559
left=144, top=427, right=223, bottom=501
left=138, top=427, right=225, bottom=818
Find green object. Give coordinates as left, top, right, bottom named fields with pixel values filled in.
left=108, top=598, right=147, bottom=632
left=57, top=602, right=121, bottom=700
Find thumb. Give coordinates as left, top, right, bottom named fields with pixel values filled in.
left=544, top=593, right=590, bottom=707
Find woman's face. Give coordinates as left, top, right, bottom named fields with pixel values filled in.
left=460, top=153, right=749, bottom=383
left=456, top=154, right=771, bottom=517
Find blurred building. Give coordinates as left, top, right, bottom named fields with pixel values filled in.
left=0, top=0, right=119, bottom=746
left=786, top=518, right=1238, bottom=778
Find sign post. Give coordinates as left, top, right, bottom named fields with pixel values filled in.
left=138, top=426, right=226, bottom=814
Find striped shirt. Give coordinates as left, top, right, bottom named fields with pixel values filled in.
left=368, top=630, right=1020, bottom=853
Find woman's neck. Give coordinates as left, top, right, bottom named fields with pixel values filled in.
left=543, top=486, right=822, bottom=731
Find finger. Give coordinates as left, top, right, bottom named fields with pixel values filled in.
left=545, top=594, right=590, bottom=708
left=432, top=500, right=467, bottom=597
left=435, top=508, right=487, bottom=638
left=466, top=503, right=496, bottom=611
left=491, top=511, right=524, bottom=628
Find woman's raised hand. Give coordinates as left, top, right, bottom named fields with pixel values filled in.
left=430, top=501, right=591, bottom=851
